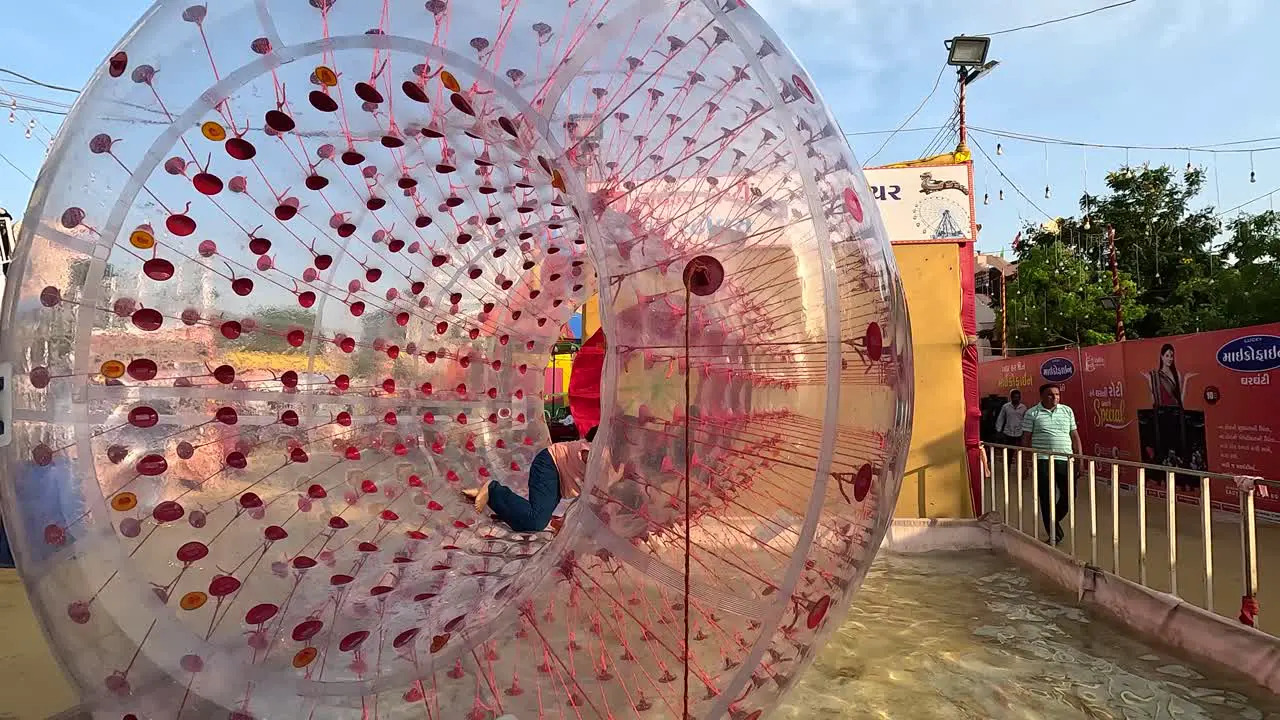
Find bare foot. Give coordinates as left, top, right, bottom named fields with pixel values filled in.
left=461, top=485, right=488, bottom=513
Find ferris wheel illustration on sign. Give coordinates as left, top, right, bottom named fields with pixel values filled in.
left=913, top=195, right=969, bottom=239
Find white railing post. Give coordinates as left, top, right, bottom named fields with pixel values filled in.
left=1167, top=470, right=1178, bottom=597
left=1088, top=459, right=1098, bottom=567
left=1111, top=464, right=1120, bottom=575
left=1200, top=474, right=1213, bottom=614
left=1138, top=467, right=1148, bottom=587
left=1067, top=457, right=1076, bottom=556
left=979, top=445, right=988, bottom=517
left=987, top=444, right=996, bottom=516
left=1001, top=446, right=1010, bottom=522
left=1048, top=454, right=1058, bottom=545
left=1241, top=478, right=1260, bottom=632
left=980, top=446, right=1269, bottom=627
left=984, top=444, right=992, bottom=516
left=1016, top=448, right=1024, bottom=533
left=1031, top=453, right=1040, bottom=542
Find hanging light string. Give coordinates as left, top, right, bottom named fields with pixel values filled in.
left=971, top=136, right=1054, bottom=220
left=1082, top=148, right=1092, bottom=230
left=976, top=125, right=1274, bottom=222
left=1043, top=144, right=1051, bottom=199
left=971, top=126, right=1280, bottom=155
left=1, top=86, right=57, bottom=145
left=1215, top=184, right=1280, bottom=218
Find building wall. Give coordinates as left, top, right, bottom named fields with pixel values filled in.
left=892, top=243, right=971, bottom=518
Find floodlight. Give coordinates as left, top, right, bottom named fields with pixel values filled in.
left=946, top=35, right=990, bottom=67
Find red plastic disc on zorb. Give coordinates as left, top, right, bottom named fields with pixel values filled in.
left=0, top=1, right=910, bottom=718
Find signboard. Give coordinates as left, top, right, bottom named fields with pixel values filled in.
left=979, top=323, right=1280, bottom=521
left=863, top=163, right=975, bottom=243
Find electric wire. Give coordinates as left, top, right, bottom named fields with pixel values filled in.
left=975, top=0, right=1139, bottom=37
left=0, top=149, right=36, bottom=184
left=864, top=63, right=949, bottom=166
left=0, top=67, right=80, bottom=94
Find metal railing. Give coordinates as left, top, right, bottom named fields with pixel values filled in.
left=979, top=441, right=1274, bottom=634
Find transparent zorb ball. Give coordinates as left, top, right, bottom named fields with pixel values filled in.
left=0, top=1, right=911, bottom=718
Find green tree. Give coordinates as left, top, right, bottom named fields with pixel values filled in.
left=351, top=306, right=407, bottom=379
left=998, top=237, right=1145, bottom=349
left=1087, top=166, right=1225, bottom=337
left=1216, top=210, right=1280, bottom=327
left=999, top=164, right=1249, bottom=350
left=219, top=306, right=317, bottom=354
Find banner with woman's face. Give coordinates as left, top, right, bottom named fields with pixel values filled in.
left=979, top=322, right=1280, bottom=521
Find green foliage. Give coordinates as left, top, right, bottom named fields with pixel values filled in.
left=351, top=306, right=407, bottom=378
left=997, top=238, right=1145, bottom=349
left=997, top=164, right=1280, bottom=353
left=219, top=306, right=317, bottom=354
left=1216, top=210, right=1280, bottom=327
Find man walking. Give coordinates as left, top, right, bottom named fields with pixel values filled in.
left=1022, top=383, right=1082, bottom=545
left=994, top=390, right=1027, bottom=447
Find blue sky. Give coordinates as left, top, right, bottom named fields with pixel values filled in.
left=1, top=0, right=1277, bottom=255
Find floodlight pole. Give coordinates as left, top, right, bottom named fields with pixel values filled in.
left=957, top=67, right=968, bottom=153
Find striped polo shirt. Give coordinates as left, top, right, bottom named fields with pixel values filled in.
left=1022, top=402, right=1077, bottom=455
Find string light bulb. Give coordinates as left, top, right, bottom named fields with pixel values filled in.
left=1044, top=185, right=1052, bottom=199
left=1250, top=151, right=1257, bottom=183
left=983, top=192, right=989, bottom=205
left=998, top=189, right=1004, bottom=201
left=25, top=127, right=32, bottom=139
left=7, top=111, right=14, bottom=124
left=1084, top=217, right=1092, bottom=230
left=996, top=143, right=1003, bottom=156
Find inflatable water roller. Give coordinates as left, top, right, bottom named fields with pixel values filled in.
left=0, top=1, right=913, bottom=717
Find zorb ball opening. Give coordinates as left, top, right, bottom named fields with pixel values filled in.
left=0, top=1, right=912, bottom=719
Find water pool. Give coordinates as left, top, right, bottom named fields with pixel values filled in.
left=3, top=552, right=1278, bottom=719
left=782, top=551, right=1280, bottom=720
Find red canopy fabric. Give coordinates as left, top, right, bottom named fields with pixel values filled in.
left=568, top=328, right=605, bottom=434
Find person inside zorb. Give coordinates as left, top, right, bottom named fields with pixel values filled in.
left=463, top=427, right=597, bottom=532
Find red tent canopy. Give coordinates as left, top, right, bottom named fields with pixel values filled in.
left=568, top=328, right=604, bottom=434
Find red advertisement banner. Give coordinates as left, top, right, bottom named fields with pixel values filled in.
left=979, top=324, right=1280, bottom=521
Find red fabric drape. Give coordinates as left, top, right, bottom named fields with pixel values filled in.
left=959, top=241, right=983, bottom=515
left=568, top=328, right=605, bottom=434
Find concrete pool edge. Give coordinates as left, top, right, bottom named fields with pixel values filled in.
left=881, top=517, right=993, bottom=553
left=881, top=517, right=1280, bottom=695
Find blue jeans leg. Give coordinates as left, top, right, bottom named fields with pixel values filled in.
left=0, top=514, right=14, bottom=568
left=487, top=449, right=562, bottom=532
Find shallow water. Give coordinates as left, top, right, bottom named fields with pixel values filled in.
left=781, top=551, right=1280, bottom=720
